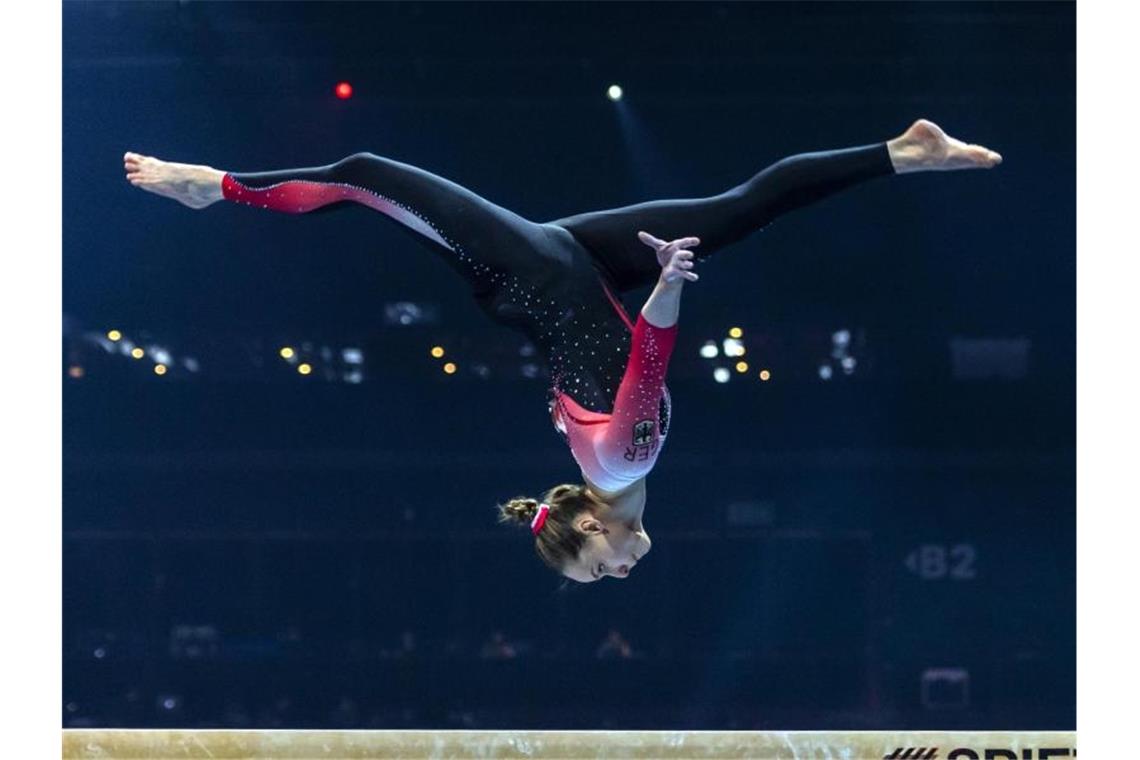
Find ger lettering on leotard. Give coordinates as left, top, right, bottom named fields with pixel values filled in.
left=218, top=143, right=897, bottom=481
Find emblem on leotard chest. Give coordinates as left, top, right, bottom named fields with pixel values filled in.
left=632, top=419, right=655, bottom=446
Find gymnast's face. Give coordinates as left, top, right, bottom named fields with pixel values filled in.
left=563, top=514, right=652, bottom=583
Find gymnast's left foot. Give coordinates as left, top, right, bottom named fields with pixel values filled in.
left=886, top=118, right=1003, bottom=174
left=123, top=151, right=225, bottom=209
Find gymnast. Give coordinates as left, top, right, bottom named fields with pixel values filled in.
left=124, top=118, right=1001, bottom=583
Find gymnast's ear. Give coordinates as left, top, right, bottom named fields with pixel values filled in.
left=575, top=516, right=606, bottom=534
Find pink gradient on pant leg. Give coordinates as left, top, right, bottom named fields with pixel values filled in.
left=221, top=174, right=454, bottom=251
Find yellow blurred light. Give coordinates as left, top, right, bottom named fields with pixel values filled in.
left=153, top=364, right=167, bottom=376
left=759, top=369, right=771, bottom=381
left=106, top=330, right=122, bottom=342
left=430, top=346, right=445, bottom=358
left=735, top=361, right=749, bottom=373
left=297, top=363, right=313, bottom=375
left=130, top=347, right=145, bottom=359
left=68, top=365, right=85, bottom=379
left=279, top=346, right=295, bottom=360
left=443, top=362, right=457, bottom=375
left=728, top=327, right=743, bottom=338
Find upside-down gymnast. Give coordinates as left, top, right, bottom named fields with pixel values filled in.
left=124, top=118, right=1001, bottom=584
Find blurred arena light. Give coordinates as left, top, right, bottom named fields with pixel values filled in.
left=713, top=367, right=730, bottom=383
left=607, top=84, right=623, bottom=101
left=297, top=363, right=313, bottom=376
left=723, top=337, right=745, bottom=357
left=335, top=81, right=353, bottom=99
left=383, top=301, right=438, bottom=326
left=279, top=346, right=295, bottom=360
left=106, top=329, right=121, bottom=341
left=129, top=347, right=145, bottom=360
left=819, top=364, right=833, bottom=380
left=735, top=361, right=749, bottom=373
left=430, top=346, right=445, bottom=358
left=699, top=341, right=718, bottom=359
left=759, top=369, right=771, bottom=381
left=443, top=362, right=457, bottom=375
left=153, top=364, right=167, bottom=376
left=728, top=326, right=743, bottom=339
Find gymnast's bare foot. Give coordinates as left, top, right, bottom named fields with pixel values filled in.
left=886, top=119, right=1003, bottom=174
left=123, top=152, right=226, bottom=209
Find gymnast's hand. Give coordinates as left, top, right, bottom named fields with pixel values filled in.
left=638, top=231, right=701, bottom=284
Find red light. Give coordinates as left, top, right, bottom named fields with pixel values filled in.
left=335, top=82, right=353, bottom=99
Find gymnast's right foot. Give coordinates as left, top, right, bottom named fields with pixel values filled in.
left=123, top=152, right=225, bottom=209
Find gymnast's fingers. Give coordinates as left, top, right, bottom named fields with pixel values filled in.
left=638, top=230, right=667, bottom=248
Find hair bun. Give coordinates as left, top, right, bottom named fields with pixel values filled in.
left=497, top=496, right=540, bottom=527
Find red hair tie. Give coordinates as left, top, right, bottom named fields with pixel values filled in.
left=530, top=503, right=551, bottom=535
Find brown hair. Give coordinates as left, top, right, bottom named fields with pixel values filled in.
left=497, top=483, right=598, bottom=574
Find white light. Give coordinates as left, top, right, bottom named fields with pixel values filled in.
left=343, top=370, right=363, bottom=384
left=521, top=363, right=540, bottom=379
left=607, top=84, right=623, bottom=101
left=723, top=338, right=745, bottom=357
left=832, top=329, right=851, bottom=347
left=700, top=341, right=719, bottom=359
left=713, top=367, right=731, bottom=383
left=819, top=365, right=833, bottom=380
left=152, top=348, right=172, bottom=366
left=841, top=356, right=857, bottom=374
left=342, top=347, right=363, bottom=365
left=119, top=340, right=135, bottom=355
left=182, top=357, right=200, bottom=373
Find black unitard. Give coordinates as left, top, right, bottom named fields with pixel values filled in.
left=221, top=142, right=896, bottom=414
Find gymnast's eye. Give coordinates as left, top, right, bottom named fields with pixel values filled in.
left=598, top=563, right=606, bottom=576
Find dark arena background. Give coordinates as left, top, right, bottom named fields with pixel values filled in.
left=63, top=0, right=1074, bottom=738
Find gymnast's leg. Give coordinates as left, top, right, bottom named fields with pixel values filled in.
left=547, top=119, right=1003, bottom=291
left=122, top=150, right=553, bottom=284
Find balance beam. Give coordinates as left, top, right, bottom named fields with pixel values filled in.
left=63, top=730, right=1076, bottom=758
